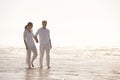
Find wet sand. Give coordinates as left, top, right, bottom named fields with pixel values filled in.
left=0, top=47, right=120, bottom=80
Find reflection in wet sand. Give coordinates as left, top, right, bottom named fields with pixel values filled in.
left=0, top=47, right=120, bottom=80
left=25, top=68, right=64, bottom=80
left=25, top=68, right=39, bottom=80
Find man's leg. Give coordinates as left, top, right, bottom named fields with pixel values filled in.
left=40, top=45, right=45, bottom=68
left=31, top=45, right=38, bottom=67
left=45, top=45, right=50, bottom=68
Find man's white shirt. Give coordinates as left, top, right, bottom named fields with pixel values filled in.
left=35, top=28, right=50, bottom=45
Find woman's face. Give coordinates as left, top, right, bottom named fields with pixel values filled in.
left=28, top=25, right=33, bottom=30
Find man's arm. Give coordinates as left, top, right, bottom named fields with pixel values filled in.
left=49, top=39, right=52, bottom=49
left=49, top=30, right=52, bottom=49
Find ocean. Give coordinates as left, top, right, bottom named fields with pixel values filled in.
left=0, top=46, right=120, bottom=80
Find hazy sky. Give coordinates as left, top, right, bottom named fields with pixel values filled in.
left=0, top=0, right=120, bottom=47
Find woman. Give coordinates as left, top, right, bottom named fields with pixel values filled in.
left=23, top=22, right=38, bottom=69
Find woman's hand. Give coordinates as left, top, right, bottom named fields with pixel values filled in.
left=50, top=44, right=52, bottom=49
left=34, top=36, right=38, bottom=43
left=26, top=46, right=28, bottom=50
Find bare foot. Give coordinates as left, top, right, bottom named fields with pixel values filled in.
left=28, top=66, right=32, bottom=69
left=47, top=66, right=51, bottom=69
left=31, top=63, right=34, bottom=67
left=40, top=66, right=43, bottom=69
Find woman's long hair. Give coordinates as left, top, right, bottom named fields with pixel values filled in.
left=25, top=25, right=28, bottom=30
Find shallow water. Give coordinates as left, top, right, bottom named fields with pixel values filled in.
left=0, top=47, right=120, bottom=80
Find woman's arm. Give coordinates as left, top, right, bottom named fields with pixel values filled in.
left=23, top=30, right=28, bottom=50
left=34, top=36, right=38, bottom=43
left=24, top=39, right=28, bottom=50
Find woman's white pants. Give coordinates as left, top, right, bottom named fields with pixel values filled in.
left=26, top=45, right=38, bottom=67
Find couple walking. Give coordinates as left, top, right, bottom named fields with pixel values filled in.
left=23, top=20, right=52, bottom=69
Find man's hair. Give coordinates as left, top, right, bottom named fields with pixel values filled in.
left=42, top=20, right=47, bottom=24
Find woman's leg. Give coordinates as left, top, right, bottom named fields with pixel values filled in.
left=31, top=45, right=38, bottom=67
left=27, top=49, right=32, bottom=68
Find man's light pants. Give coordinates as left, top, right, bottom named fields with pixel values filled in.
left=26, top=45, right=38, bottom=67
left=40, top=44, right=50, bottom=67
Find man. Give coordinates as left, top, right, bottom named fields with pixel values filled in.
left=35, top=20, right=52, bottom=69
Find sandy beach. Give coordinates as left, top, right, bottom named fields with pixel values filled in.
left=0, top=47, right=120, bottom=80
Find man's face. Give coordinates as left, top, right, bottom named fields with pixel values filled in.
left=43, top=22, right=47, bottom=28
